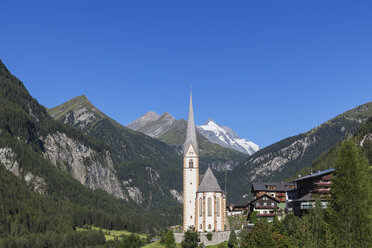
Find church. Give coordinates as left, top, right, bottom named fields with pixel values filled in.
left=183, top=92, right=226, bottom=232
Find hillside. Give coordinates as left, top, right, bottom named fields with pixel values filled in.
left=48, top=96, right=183, bottom=212
left=227, top=101, right=372, bottom=202
left=0, top=59, right=171, bottom=243
left=288, top=116, right=372, bottom=181
left=128, top=112, right=249, bottom=172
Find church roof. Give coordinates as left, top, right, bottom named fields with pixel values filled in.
left=198, top=167, right=222, bottom=193
left=183, top=91, right=199, bottom=156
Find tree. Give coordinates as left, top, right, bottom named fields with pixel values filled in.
left=228, top=230, right=238, bottom=248
left=164, top=229, right=176, bottom=248
left=328, top=139, right=372, bottom=247
left=240, top=221, right=276, bottom=248
left=181, top=228, right=199, bottom=248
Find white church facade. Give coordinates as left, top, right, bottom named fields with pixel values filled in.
left=183, top=92, right=226, bottom=232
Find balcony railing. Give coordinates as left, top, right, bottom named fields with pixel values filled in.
left=311, top=188, right=331, bottom=193
left=257, top=213, right=276, bottom=217
left=314, top=181, right=331, bottom=186
left=254, top=205, right=276, bottom=209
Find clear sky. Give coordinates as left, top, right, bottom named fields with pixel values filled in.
left=1, top=1, right=371, bottom=147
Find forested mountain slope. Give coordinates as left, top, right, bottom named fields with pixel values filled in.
left=48, top=95, right=183, bottom=210
left=0, top=59, right=175, bottom=242
left=288, top=116, right=372, bottom=181
left=227, top=102, right=372, bottom=202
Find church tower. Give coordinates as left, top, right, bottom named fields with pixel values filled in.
left=183, top=91, right=199, bottom=232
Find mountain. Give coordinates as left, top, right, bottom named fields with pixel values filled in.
left=198, top=119, right=259, bottom=155
left=0, top=59, right=165, bottom=243
left=127, top=111, right=160, bottom=130
left=227, top=101, right=372, bottom=202
left=128, top=112, right=249, bottom=171
left=287, top=116, right=372, bottom=181
left=48, top=96, right=183, bottom=212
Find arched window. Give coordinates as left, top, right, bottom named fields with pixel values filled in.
left=199, top=198, right=203, bottom=216
left=216, top=197, right=220, bottom=217
left=208, top=224, right=212, bottom=229
left=189, top=159, right=193, bottom=168
left=208, top=197, right=212, bottom=216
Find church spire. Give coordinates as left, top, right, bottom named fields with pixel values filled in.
left=184, top=90, right=199, bottom=156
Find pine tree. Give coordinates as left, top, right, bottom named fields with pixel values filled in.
left=228, top=230, right=238, bottom=248
left=328, top=139, right=372, bottom=247
left=164, top=229, right=176, bottom=248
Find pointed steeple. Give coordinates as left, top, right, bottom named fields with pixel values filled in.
left=184, top=90, right=199, bottom=156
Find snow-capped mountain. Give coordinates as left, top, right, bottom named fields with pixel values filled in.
left=197, top=119, right=260, bottom=155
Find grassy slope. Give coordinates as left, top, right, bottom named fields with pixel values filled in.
left=76, top=225, right=147, bottom=241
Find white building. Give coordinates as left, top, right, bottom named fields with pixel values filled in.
left=183, top=91, right=226, bottom=232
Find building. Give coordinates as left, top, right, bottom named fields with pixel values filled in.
left=251, top=182, right=296, bottom=203
left=183, top=91, right=226, bottom=232
left=226, top=202, right=249, bottom=216
left=248, top=194, right=281, bottom=222
left=289, top=168, right=334, bottom=216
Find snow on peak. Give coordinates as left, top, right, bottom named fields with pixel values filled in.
left=198, top=120, right=259, bottom=155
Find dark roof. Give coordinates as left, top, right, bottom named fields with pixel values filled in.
left=251, top=182, right=296, bottom=192
left=293, top=168, right=335, bottom=182
left=198, top=167, right=222, bottom=192
left=249, top=194, right=280, bottom=204
left=293, top=193, right=315, bottom=202
left=227, top=202, right=249, bottom=208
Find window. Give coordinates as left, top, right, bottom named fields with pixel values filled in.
left=199, top=198, right=203, bottom=216
left=256, top=202, right=259, bottom=207
left=189, top=160, right=194, bottom=168
left=200, top=224, right=202, bottom=229
left=208, top=197, right=212, bottom=216
left=216, top=198, right=220, bottom=217
left=208, top=224, right=211, bottom=229
left=271, top=203, right=275, bottom=206
left=263, top=196, right=267, bottom=200
left=263, top=202, right=267, bottom=206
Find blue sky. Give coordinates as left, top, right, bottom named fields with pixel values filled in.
left=1, top=1, right=371, bottom=147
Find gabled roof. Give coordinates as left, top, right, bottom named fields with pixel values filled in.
left=249, top=194, right=280, bottom=205
left=251, top=182, right=296, bottom=192
left=293, top=168, right=335, bottom=182
left=183, top=91, right=199, bottom=156
left=227, top=202, right=250, bottom=208
left=198, top=167, right=222, bottom=193
left=293, top=193, right=315, bottom=202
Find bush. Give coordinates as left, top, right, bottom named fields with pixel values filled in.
left=206, top=232, right=213, bottom=241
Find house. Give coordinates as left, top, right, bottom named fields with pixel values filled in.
left=289, top=168, right=334, bottom=216
left=251, top=182, right=296, bottom=203
left=226, top=202, right=249, bottom=216
left=248, top=194, right=282, bottom=222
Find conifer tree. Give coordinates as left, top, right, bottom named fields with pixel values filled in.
left=164, top=229, right=176, bottom=248
left=228, top=230, right=238, bottom=248
left=328, top=139, right=372, bottom=247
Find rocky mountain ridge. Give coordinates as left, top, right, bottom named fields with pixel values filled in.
left=198, top=119, right=259, bottom=155
left=227, top=101, right=372, bottom=202
left=128, top=111, right=250, bottom=171
left=48, top=95, right=183, bottom=210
